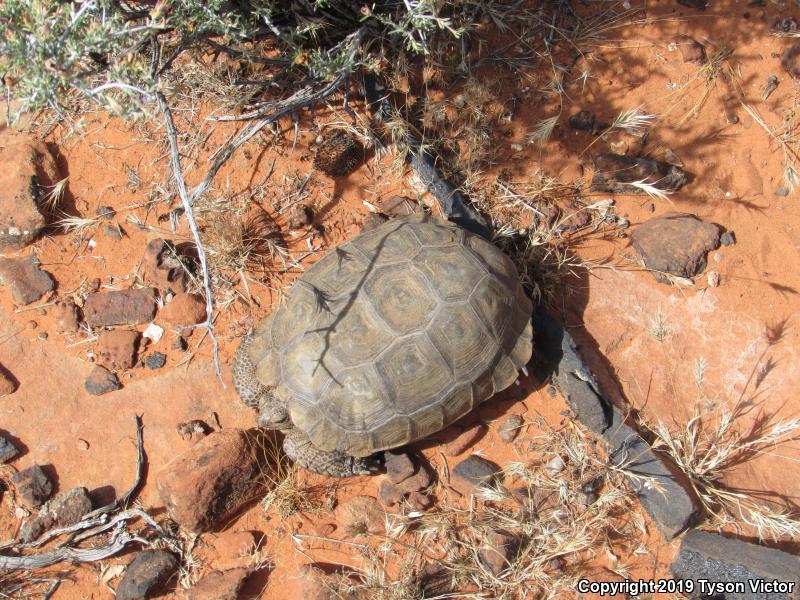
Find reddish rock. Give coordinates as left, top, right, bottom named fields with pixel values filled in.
left=385, top=450, right=415, bottom=484
left=0, top=136, right=60, bottom=250
left=334, top=495, right=385, bottom=536
left=11, top=465, right=53, bottom=509
left=498, top=414, right=524, bottom=443
left=451, top=455, right=502, bottom=496
left=630, top=212, right=721, bottom=283
left=377, top=477, right=405, bottom=508
left=84, top=288, right=156, bottom=327
left=95, top=329, right=139, bottom=371
left=53, top=300, right=80, bottom=333
left=444, top=424, right=486, bottom=457
left=0, top=256, right=54, bottom=305
left=676, top=35, right=706, bottom=64
left=159, top=293, right=206, bottom=328
left=116, top=550, right=178, bottom=600
left=156, top=429, right=266, bottom=533
left=0, top=365, right=17, bottom=396
left=187, top=568, right=250, bottom=600
left=84, top=365, right=121, bottom=395
left=478, top=530, right=518, bottom=576
left=397, top=464, right=432, bottom=494
left=142, top=238, right=188, bottom=293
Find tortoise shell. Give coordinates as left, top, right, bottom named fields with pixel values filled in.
left=243, top=214, right=533, bottom=457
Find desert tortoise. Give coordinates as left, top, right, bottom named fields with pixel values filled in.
left=233, top=214, right=533, bottom=476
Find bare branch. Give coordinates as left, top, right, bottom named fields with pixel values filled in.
left=156, top=91, right=224, bottom=384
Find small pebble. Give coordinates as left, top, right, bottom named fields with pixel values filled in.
left=77, top=439, right=90, bottom=451
left=707, top=271, right=720, bottom=287
left=545, top=456, right=566, bottom=477
left=172, top=336, right=188, bottom=352
left=38, top=332, right=48, bottom=340
left=145, top=352, right=167, bottom=370
left=720, top=231, right=736, bottom=246
left=26, top=320, right=37, bottom=330
left=575, top=490, right=598, bottom=508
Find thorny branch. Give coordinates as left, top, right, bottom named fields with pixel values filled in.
left=157, top=91, right=224, bottom=384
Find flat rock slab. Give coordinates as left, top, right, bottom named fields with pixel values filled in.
left=603, top=406, right=700, bottom=539
left=671, top=530, right=800, bottom=599
left=156, top=429, right=266, bottom=533
left=631, top=212, right=721, bottom=283
left=0, top=255, right=54, bottom=305
left=84, top=288, right=157, bottom=327
left=116, top=550, right=179, bottom=600
left=0, top=136, right=60, bottom=250
left=591, top=153, right=688, bottom=194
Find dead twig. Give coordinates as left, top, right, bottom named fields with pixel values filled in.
left=157, top=92, right=224, bottom=384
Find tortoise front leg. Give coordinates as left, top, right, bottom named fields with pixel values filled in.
left=282, top=428, right=380, bottom=478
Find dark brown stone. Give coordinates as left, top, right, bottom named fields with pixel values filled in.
left=630, top=212, right=721, bottom=283
left=782, top=43, right=800, bottom=79
left=385, top=450, right=416, bottom=484
left=451, top=455, right=502, bottom=496
left=478, top=530, right=518, bottom=576
left=84, top=288, right=156, bottom=327
left=116, top=550, right=179, bottom=600
left=0, top=256, right=54, bottom=305
left=11, top=465, right=53, bottom=509
left=84, top=365, right=121, bottom=395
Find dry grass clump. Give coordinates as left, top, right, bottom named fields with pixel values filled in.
left=195, top=192, right=288, bottom=294
left=319, top=419, right=644, bottom=599
left=637, top=353, right=800, bottom=543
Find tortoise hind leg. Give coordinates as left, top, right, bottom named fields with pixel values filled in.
left=282, top=428, right=380, bottom=478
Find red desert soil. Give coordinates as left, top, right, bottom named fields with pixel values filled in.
left=2, top=0, right=800, bottom=598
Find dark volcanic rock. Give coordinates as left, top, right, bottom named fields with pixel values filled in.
left=84, top=365, right=121, bottom=395
left=11, top=465, right=53, bottom=509
left=145, top=352, right=166, bottom=370
left=0, top=434, right=18, bottom=463
left=116, top=550, right=179, bottom=600
left=84, top=288, right=157, bottom=327
left=451, top=455, right=502, bottom=495
left=671, top=530, right=800, bottom=599
left=676, top=0, right=708, bottom=9
left=590, top=154, right=687, bottom=194
left=0, top=256, right=54, bottom=305
left=630, top=212, right=721, bottom=283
